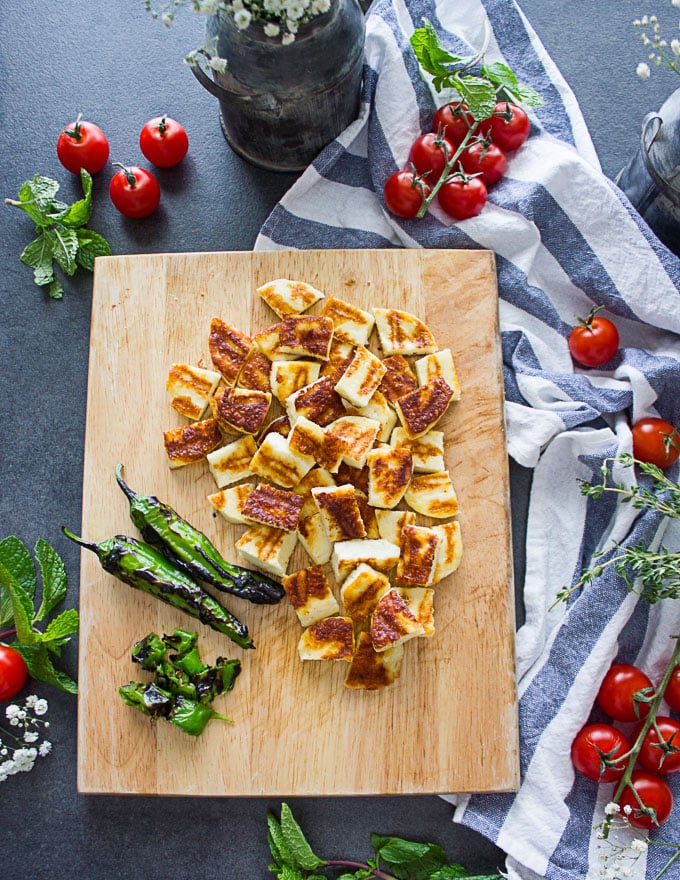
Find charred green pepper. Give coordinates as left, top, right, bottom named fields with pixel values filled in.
left=114, top=464, right=284, bottom=605
left=119, top=683, right=230, bottom=736
left=62, top=527, right=254, bottom=650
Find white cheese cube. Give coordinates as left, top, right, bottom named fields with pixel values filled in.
left=166, top=363, right=222, bottom=420
left=249, top=432, right=314, bottom=489
left=334, top=345, right=387, bottom=408
left=206, top=435, right=257, bottom=488
left=414, top=348, right=461, bottom=400
left=389, top=427, right=445, bottom=473
left=235, top=524, right=298, bottom=578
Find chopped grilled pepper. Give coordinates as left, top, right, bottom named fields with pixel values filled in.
left=131, top=632, right=166, bottom=671
left=115, top=464, right=284, bottom=605
left=62, top=528, right=254, bottom=650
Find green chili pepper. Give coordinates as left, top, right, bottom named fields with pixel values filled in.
left=167, top=694, right=231, bottom=736
left=119, top=683, right=230, bottom=735
left=62, top=527, right=254, bottom=650
left=119, top=681, right=172, bottom=717
left=131, top=632, right=166, bottom=671
left=114, top=464, right=284, bottom=605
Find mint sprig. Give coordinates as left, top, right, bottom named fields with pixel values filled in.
left=267, top=803, right=503, bottom=880
left=0, top=536, right=78, bottom=693
left=5, top=169, right=111, bottom=299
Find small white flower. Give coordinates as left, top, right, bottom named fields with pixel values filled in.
left=630, top=838, right=648, bottom=853
left=5, top=704, right=21, bottom=721
left=286, top=0, right=307, bottom=19
left=282, top=31, right=296, bottom=44
left=286, top=17, right=299, bottom=32
left=13, top=748, right=37, bottom=771
left=197, top=0, right=221, bottom=13
left=637, top=61, right=652, bottom=79
left=233, top=7, right=252, bottom=29
left=162, top=12, right=174, bottom=27
left=264, top=0, right=284, bottom=11
left=39, top=741, right=52, bottom=758
left=604, top=802, right=620, bottom=815
left=25, top=695, right=38, bottom=709
left=672, top=38, right=680, bottom=55
left=208, top=56, right=228, bottom=72
left=0, top=760, right=16, bottom=781
left=311, top=0, right=331, bottom=12
left=264, top=22, right=280, bottom=36
left=23, top=731, right=39, bottom=744
left=623, top=804, right=632, bottom=815
left=33, top=699, right=48, bottom=716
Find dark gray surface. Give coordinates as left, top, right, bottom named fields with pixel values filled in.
left=0, top=2, right=675, bottom=878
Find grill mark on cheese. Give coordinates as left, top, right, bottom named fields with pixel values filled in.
left=282, top=564, right=332, bottom=609
left=277, top=315, right=334, bottom=360
left=242, top=483, right=304, bottom=532
left=336, top=462, right=370, bottom=494
left=320, top=295, right=374, bottom=345
left=259, top=414, right=291, bottom=441
left=367, top=446, right=413, bottom=508
left=209, top=317, right=252, bottom=382
left=344, top=632, right=402, bottom=689
left=237, top=348, right=272, bottom=392
left=288, top=418, right=345, bottom=471
left=312, top=484, right=367, bottom=541
left=396, top=524, right=438, bottom=586
left=211, top=386, right=271, bottom=435
left=379, top=355, right=418, bottom=403
left=370, top=589, right=423, bottom=651
left=289, top=376, right=346, bottom=425
left=302, top=616, right=354, bottom=660
left=163, top=418, right=223, bottom=466
left=396, top=377, right=454, bottom=437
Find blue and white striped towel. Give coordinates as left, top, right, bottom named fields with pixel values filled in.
left=255, top=0, right=680, bottom=877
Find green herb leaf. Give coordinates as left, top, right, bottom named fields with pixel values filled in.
left=48, top=277, right=65, bottom=300
left=75, top=227, right=112, bottom=271
left=0, top=535, right=37, bottom=602
left=61, top=169, right=93, bottom=227
left=268, top=812, right=295, bottom=868
left=35, top=537, right=68, bottom=621
left=481, top=60, right=518, bottom=89
left=13, top=175, right=60, bottom=225
left=372, top=834, right=448, bottom=880
left=20, top=234, right=55, bottom=287
left=11, top=641, right=78, bottom=693
left=410, top=21, right=463, bottom=77
left=280, top=803, right=326, bottom=872
left=0, top=558, right=36, bottom=644
left=39, top=608, right=80, bottom=655
left=46, top=225, right=80, bottom=276
left=454, top=75, right=497, bottom=121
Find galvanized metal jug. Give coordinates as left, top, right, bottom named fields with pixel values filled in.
left=191, top=0, right=365, bottom=172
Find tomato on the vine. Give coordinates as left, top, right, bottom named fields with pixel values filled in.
left=432, top=101, right=475, bottom=146
left=596, top=664, right=655, bottom=722
left=571, top=723, right=631, bottom=782
left=618, top=770, right=674, bottom=829
left=632, top=417, right=680, bottom=469
left=480, top=101, right=531, bottom=152
left=56, top=114, right=110, bottom=175
left=407, top=131, right=455, bottom=179
left=459, top=140, right=507, bottom=186
left=109, top=164, right=161, bottom=218
left=0, top=644, right=28, bottom=702
left=635, top=716, right=680, bottom=774
left=663, top=666, right=680, bottom=712
left=568, top=307, right=619, bottom=367
left=139, top=115, right=189, bottom=167
left=383, top=169, right=431, bottom=219
left=437, top=174, right=487, bottom=220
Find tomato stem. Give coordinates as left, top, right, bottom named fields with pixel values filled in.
left=63, top=112, right=84, bottom=141
left=111, top=162, right=138, bottom=187
left=415, top=125, right=480, bottom=219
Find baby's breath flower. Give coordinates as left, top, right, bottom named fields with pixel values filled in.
left=33, top=699, right=48, bottom=716
left=233, top=8, right=252, bottom=28
left=208, top=56, right=228, bottom=72
left=282, top=31, right=295, bottom=44
left=630, top=838, right=647, bottom=853
left=637, top=61, right=652, bottom=79
left=23, top=730, right=39, bottom=744
left=264, top=22, right=280, bottom=35
left=604, top=802, right=621, bottom=816
left=38, top=741, right=52, bottom=758
left=672, top=38, right=680, bottom=54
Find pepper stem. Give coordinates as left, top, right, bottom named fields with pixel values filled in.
left=114, top=463, right=136, bottom=502
left=61, top=526, right=100, bottom=555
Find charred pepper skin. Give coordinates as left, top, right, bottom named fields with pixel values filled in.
left=62, top=528, right=254, bottom=650
left=115, top=464, right=284, bottom=605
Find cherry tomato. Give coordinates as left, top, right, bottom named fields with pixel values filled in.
left=663, top=666, right=680, bottom=712
left=383, top=169, right=431, bottom=219
left=568, top=307, right=620, bottom=367
left=437, top=174, right=488, bottom=221
left=618, top=770, right=673, bottom=829
left=480, top=102, right=531, bottom=152
left=632, top=417, right=680, bottom=469
left=0, top=644, right=28, bottom=702
left=407, top=132, right=455, bottom=180
left=139, top=115, right=189, bottom=168
left=634, top=717, right=680, bottom=774
left=109, top=165, right=161, bottom=218
left=432, top=101, right=476, bottom=146
left=56, top=114, right=110, bottom=175
left=459, top=140, right=507, bottom=186
left=571, top=723, right=631, bottom=782
left=596, top=664, right=655, bottom=722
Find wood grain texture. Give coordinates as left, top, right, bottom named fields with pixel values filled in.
left=77, top=248, right=519, bottom=796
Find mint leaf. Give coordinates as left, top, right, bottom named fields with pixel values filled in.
left=505, top=81, right=543, bottom=107
left=0, top=536, right=37, bottom=602
left=268, top=812, right=294, bottom=868
left=482, top=60, right=518, bottom=89
left=46, top=225, right=79, bottom=275
left=0, top=558, right=36, bottom=644
left=48, top=277, right=64, bottom=299
left=35, top=537, right=67, bottom=621
left=75, top=227, right=112, bottom=271
left=61, top=169, right=93, bottom=227
left=372, top=835, right=447, bottom=880
left=12, top=642, right=78, bottom=693
left=21, top=234, right=55, bottom=287
left=280, top=803, right=326, bottom=872
left=410, top=21, right=463, bottom=77
left=39, top=608, right=79, bottom=655
left=454, top=75, right=497, bottom=120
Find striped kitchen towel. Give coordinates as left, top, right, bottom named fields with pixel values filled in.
left=255, top=0, right=680, bottom=877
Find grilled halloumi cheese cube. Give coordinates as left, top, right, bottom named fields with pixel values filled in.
left=207, top=483, right=253, bottom=524
left=163, top=418, right=223, bottom=469
left=399, top=587, right=435, bottom=636
left=291, top=467, right=337, bottom=518
left=311, top=484, right=367, bottom=542
left=298, top=616, right=354, bottom=662
left=374, top=509, right=416, bottom=548
left=372, top=308, right=438, bottom=356
left=331, top=538, right=400, bottom=584
left=235, top=524, right=298, bottom=578
left=249, top=431, right=314, bottom=489
left=389, top=427, right=445, bottom=473
left=370, top=588, right=425, bottom=652
left=259, top=414, right=291, bottom=442
left=336, top=462, right=369, bottom=495
left=395, top=524, right=439, bottom=587
left=431, top=520, right=463, bottom=583
left=210, top=385, right=272, bottom=435
left=256, top=278, right=324, bottom=318
left=325, top=415, right=380, bottom=468
left=270, top=360, right=321, bottom=404
left=206, top=434, right=257, bottom=488
left=395, top=378, right=454, bottom=439
left=334, top=345, right=386, bottom=409
left=341, top=391, right=397, bottom=443
left=414, top=348, right=461, bottom=401
left=344, top=631, right=403, bottom=690
left=340, top=563, right=391, bottom=622
left=242, top=483, right=304, bottom=532
left=282, top=564, right=339, bottom=627
left=166, top=363, right=222, bottom=420
left=378, top=355, right=418, bottom=404
left=209, top=317, right=252, bottom=383
left=320, top=295, right=375, bottom=346
left=252, top=323, right=296, bottom=362
left=286, top=376, right=346, bottom=427
left=354, top=490, right=380, bottom=539
left=319, top=339, right=356, bottom=383
left=277, top=315, right=334, bottom=361
left=236, top=347, right=272, bottom=393
left=365, top=445, right=413, bottom=509
left=404, top=471, right=459, bottom=518
left=288, top=416, right=345, bottom=473
left=297, top=512, right=333, bottom=565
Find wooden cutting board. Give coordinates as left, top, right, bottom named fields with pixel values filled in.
left=77, top=248, right=518, bottom=796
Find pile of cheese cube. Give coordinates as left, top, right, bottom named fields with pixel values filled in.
left=164, top=279, right=463, bottom=689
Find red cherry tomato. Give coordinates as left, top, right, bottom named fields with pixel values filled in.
left=480, top=101, right=531, bottom=152
left=109, top=165, right=161, bottom=218
left=618, top=770, right=673, bottom=829
left=632, top=417, right=680, bottom=469
left=568, top=307, right=620, bottom=367
left=571, top=723, right=631, bottom=782
left=634, top=716, right=680, bottom=774
left=56, top=114, right=110, bottom=175
left=459, top=140, right=507, bottom=186
left=139, top=115, right=189, bottom=168
left=407, top=132, right=455, bottom=180
left=596, top=664, right=655, bottom=722
left=383, top=169, right=431, bottom=219
left=432, top=101, right=475, bottom=146
left=0, top=644, right=28, bottom=702
left=437, top=175, right=488, bottom=221
left=663, top=666, right=680, bottom=712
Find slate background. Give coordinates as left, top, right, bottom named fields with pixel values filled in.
left=0, top=2, right=675, bottom=878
